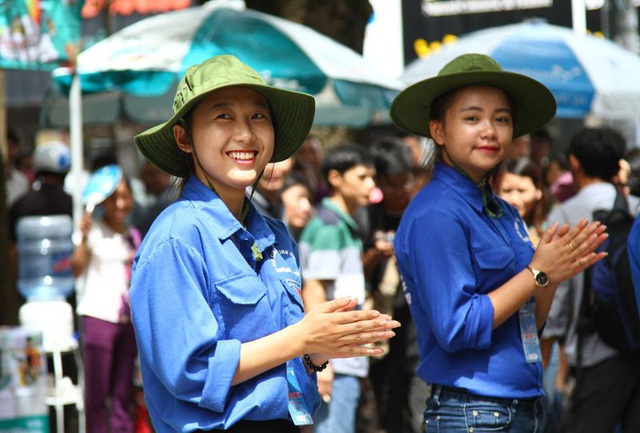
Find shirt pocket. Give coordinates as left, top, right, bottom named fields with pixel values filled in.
left=472, top=245, right=516, bottom=293
left=214, top=273, right=271, bottom=338
left=215, top=273, right=266, bottom=304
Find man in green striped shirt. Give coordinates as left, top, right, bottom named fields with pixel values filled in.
left=299, top=142, right=377, bottom=433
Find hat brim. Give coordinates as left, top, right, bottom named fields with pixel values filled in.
left=391, top=70, right=556, bottom=139
left=135, top=83, right=315, bottom=178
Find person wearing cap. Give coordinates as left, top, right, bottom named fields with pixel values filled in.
left=9, top=141, right=73, bottom=287
left=9, top=141, right=72, bottom=238
left=128, top=54, right=400, bottom=433
left=389, top=53, right=608, bottom=431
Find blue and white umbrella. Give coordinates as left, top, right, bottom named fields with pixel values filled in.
left=401, top=20, right=640, bottom=120
left=52, top=0, right=403, bottom=128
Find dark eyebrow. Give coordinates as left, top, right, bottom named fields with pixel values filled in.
left=210, top=99, right=269, bottom=111
left=253, top=100, right=270, bottom=109
left=459, top=106, right=512, bottom=114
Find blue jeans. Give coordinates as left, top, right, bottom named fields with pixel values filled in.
left=423, top=385, right=545, bottom=432
left=313, top=374, right=361, bottom=433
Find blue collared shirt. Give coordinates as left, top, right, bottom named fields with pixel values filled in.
left=630, top=214, right=640, bottom=320
left=130, top=176, right=320, bottom=432
left=394, top=162, right=542, bottom=399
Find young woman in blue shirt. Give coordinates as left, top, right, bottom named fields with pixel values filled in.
left=390, top=53, right=608, bottom=432
left=129, top=55, right=400, bottom=433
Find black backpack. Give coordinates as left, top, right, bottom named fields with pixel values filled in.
left=577, top=192, right=640, bottom=356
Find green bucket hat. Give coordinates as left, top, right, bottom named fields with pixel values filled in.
left=135, top=54, right=316, bottom=178
left=390, top=53, right=557, bottom=139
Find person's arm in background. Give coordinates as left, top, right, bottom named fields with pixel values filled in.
left=302, top=278, right=327, bottom=311
left=71, top=212, right=93, bottom=277
left=363, top=233, right=394, bottom=278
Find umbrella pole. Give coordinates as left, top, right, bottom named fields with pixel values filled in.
left=69, top=73, right=84, bottom=232
left=572, top=0, right=587, bottom=35
left=69, top=72, right=87, bottom=433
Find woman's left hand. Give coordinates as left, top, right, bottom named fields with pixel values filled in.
left=531, top=219, right=608, bottom=284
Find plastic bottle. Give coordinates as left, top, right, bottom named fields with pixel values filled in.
left=16, top=215, right=74, bottom=301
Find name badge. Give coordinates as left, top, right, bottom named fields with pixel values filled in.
left=519, top=300, right=542, bottom=363
left=286, top=364, right=313, bottom=426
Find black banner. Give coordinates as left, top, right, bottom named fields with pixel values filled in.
left=402, top=0, right=609, bottom=64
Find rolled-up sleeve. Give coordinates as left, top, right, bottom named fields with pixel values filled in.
left=398, top=208, right=494, bottom=353
left=630, top=216, right=640, bottom=316
left=131, top=238, right=240, bottom=413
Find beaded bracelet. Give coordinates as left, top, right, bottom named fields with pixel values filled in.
left=303, top=353, right=329, bottom=372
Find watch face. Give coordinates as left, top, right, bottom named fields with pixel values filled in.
left=535, top=271, right=550, bottom=287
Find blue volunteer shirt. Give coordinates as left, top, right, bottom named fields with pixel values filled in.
left=394, top=162, right=543, bottom=399
left=629, top=215, right=640, bottom=323
left=130, top=176, right=320, bottom=432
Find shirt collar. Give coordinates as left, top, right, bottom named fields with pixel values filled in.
left=321, top=196, right=360, bottom=232
left=182, top=176, right=276, bottom=250
left=433, top=162, right=486, bottom=214
left=577, top=181, right=615, bottom=196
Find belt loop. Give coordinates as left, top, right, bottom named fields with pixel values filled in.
left=431, top=384, right=442, bottom=403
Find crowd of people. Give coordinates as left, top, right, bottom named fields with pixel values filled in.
left=4, top=52, right=640, bottom=433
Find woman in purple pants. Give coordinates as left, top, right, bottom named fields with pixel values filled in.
left=72, top=167, right=141, bottom=433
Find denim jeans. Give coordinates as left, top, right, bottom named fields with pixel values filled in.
left=313, top=374, right=361, bottom=433
left=423, top=385, right=545, bottom=432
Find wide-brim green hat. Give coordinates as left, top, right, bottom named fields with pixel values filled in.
left=135, top=54, right=316, bottom=178
left=390, top=53, right=557, bottom=139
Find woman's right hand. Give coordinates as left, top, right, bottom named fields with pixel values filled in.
left=71, top=211, right=95, bottom=277
left=299, top=297, right=401, bottom=364
left=78, top=211, right=93, bottom=241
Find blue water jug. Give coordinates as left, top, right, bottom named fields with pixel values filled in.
left=16, top=215, right=74, bottom=301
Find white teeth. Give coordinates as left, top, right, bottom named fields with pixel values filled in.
left=228, top=151, right=256, bottom=161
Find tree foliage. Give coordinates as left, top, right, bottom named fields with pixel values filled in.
left=245, top=0, right=372, bottom=54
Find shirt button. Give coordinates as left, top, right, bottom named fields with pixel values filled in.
left=494, top=411, right=500, bottom=417
left=472, top=410, right=479, bottom=416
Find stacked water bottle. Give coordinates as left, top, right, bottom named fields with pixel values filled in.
left=16, top=214, right=76, bottom=353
